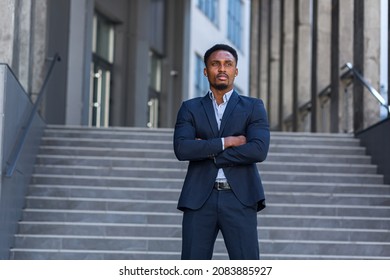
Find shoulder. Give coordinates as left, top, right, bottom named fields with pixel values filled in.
left=237, top=94, right=264, bottom=106
left=181, top=95, right=208, bottom=109
left=182, top=96, right=204, bottom=105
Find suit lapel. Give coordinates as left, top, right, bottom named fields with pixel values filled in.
left=219, top=91, right=239, bottom=136
left=201, top=94, right=219, bottom=137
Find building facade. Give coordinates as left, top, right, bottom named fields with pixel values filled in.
left=0, top=0, right=251, bottom=129
left=250, top=0, right=389, bottom=133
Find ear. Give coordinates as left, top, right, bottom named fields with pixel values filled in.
left=235, top=68, right=238, bottom=77
left=204, top=68, right=207, bottom=77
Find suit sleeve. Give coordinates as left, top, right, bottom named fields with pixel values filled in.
left=173, top=102, right=223, bottom=161
left=214, top=99, right=270, bottom=167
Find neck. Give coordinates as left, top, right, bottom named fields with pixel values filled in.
left=211, top=88, right=233, bottom=105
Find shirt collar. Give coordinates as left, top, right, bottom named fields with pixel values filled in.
left=209, top=89, right=234, bottom=103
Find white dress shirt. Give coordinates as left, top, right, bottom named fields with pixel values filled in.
left=209, top=89, right=233, bottom=182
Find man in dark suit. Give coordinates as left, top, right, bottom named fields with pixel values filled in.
left=173, top=44, right=270, bottom=260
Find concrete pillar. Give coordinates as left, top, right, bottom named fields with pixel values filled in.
left=363, top=0, right=381, bottom=128
left=330, top=0, right=340, bottom=133
left=30, top=0, right=48, bottom=100
left=316, top=0, right=331, bottom=132
left=282, top=0, right=295, bottom=131
left=16, top=0, right=32, bottom=92
left=259, top=0, right=269, bottom=107
left=0, top=0, right=16, bottom=67
left=297, top=0, right=312, bottom=131
left=339, top=0, right=354, bottom=132
left=269, top=0, right=281, bottom=129
left=339, top=0, right=354, bottom=66
left=126, top=0, right=150, bottom=127
left=161, top=0, right=187, bottom=128
left=65, top=0, right=89, bottom=125
left=353, top=0, right=365, bottom=132
left=0, top=0, right=48, bottom=99
left=249, top=0, right=260, bottom=99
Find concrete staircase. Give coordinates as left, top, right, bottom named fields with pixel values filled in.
left=10, top=125, right=390, bottom=259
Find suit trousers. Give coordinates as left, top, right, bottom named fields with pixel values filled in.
left=181, top=187, right=260, bottom=260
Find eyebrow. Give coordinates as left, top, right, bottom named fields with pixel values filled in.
left=209, top=59, right=235, bottom=63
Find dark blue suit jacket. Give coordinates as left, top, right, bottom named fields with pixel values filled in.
left=173, top=91, right=270, bottom=212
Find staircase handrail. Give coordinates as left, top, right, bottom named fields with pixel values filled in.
left=5, top=53, right=61, bottom=177
left=341, top=62, right=390, bottom=115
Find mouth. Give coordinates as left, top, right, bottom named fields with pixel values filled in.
left=216, top=74, right=228, bottom=81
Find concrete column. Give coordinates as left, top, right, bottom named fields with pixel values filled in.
left=30, top=0, right=48, bottom=98
left=278, top=0, right=285, bottom=130
left=353, top=0, right=365, bottom=132
left=0, top=0, right=17, bottom=67
left=0, top=0, right=48, bottom=99
left=363, top=0, right=381, bottom=128
left=297, top=0, right=312, bottom=131
left=316, top=0, right=331, bottom=132
left=268, top=0, right=281, bottom=129
left=259, top=0, right=269, bottom=107
left=339, top=0, right=354, bottom=132
left=65, top=0, right=89, bottom=125
left=330, top=0, right=340, bottom=133
left=310, top=0, right=318, bottom=132
left=16, top=0, right=32, bottom=92
left=249, top=0, right=260, bottom=98
left=160, top=0, right=187, bottom=128
left=282, top=0, right=295, bottom=131
left=339, top=0, right=354, bottom=66
left=126, top=0, right=150, bottom=127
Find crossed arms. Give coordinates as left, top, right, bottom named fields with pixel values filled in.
left=173, top=99, right=270, bottom=167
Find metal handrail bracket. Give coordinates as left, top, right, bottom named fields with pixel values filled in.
left=5, top=53, right=61, bottom=177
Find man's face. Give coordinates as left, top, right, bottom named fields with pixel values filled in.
left=204, top=50, right=238, bottom=92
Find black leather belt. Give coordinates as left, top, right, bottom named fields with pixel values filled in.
left=214, top=182, right=231, bottom=190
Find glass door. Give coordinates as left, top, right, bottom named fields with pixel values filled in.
left=89, top=13, right=114, bottom=127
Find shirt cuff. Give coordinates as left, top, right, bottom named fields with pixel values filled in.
left=221, top=137, right=225, bottom=150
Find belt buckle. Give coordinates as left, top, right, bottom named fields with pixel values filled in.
left=215, top=182, right=231, bottom=191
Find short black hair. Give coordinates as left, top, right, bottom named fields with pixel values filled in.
left=203, top=44, right=238, bottom=66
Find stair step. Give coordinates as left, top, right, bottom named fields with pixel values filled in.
left=267, top=153, right=372, bottom=164
left=16, top=222, right=390, bottom=242
left=33, top=161, right=378, bottom=174
left=26, top=184, right=390, bottom=201
left=25, top=187, right=390, bottom=207
left=39, top=146, right=176, bottom=158
left=10, top=248, right=388, bottom=260
left=24, top=196, right=390, bottom=217
left=31, top=174, right=183, bottom=188
left=41, top=133, right=362, bottom=147
left=31, top=171, right=384, bottom=185
left=40, top=138, right=366, bottom=156
left=37, top=152, right=372, bottom=165
left=11, top=126, right=390, bottom=260
left=264, top=182, right=390, bottom=195
left=11, top=235, right=390, bottom=259
left=21, top=208, right=390, bottom=229
left=27, top=182, right=390, bottom=198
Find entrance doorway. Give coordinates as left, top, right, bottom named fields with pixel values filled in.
left=89, top=13, right=114, bottom=127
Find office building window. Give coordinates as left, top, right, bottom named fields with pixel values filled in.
left=227, top=0, right=242, bottom=50
left=195, top=54, right=209, bottom=97
left=198, top=0, right=219, bottom=26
